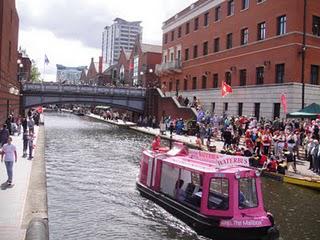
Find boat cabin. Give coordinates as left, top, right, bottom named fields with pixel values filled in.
left=139, top=143, right=269, bottom=226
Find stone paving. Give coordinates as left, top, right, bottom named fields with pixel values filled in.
left=0, top=126, right=39, bottom=240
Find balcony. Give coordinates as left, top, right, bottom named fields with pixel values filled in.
left=155, top=59, right=182, bottom=75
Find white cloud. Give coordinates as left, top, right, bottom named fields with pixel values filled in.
left=16, top=0, right=195, bottom=81
left=19, top=28, right=100, bottom=81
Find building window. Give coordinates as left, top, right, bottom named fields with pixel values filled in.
left=254, top=103, right=260, bottom=120
left=239, top=69, right=247, bottom=86
left=203, top=41, right=208, bottom=56
left=256, top=66, right=264, bottom=85
left=242, top=0, right=249, bottom=10
left=193, top=45, right=198, bottom=58
left=226, top=33, right=233, bottom=49
left=186, top=22, right=190, bottom=34
left=257, top=22, right=266, bottom=40
left=184, top=77, right=188, bottom=90
left=238, top=103, right=243, bottom=116
left=277, top=15, right=287, bottom=35
left=169, top=81, right=173, bottom=91
left=170, top=52, right=174, bottom=61
left=312, top=16, right=320, bottom=36
left=176, top=79, right=180, bottom=92
left=227, top=0, right=235, bottom=16
left=257, top=0, right=265, bottom=3
left=215, top=6, right=221, bottom=21
left=185, top=48, right=189, bottom=61
left=224, top=102, right=229, bottom=112
left=178, top=26, right=182, bottom=38
left=212, top=102, right=216, bottom=113
left=8, top=41, right=12, bottom=62
left=204, top=12, right=209, bottom=27
left=171, top=30, right=174, bottom=41
left=225, top=72, right=232, bottom=85
left=311, top=65, right=319, bottom=85
left=201, top=75, right=207, bottom=89
left=194, top=17, right=199, bottom=31
left=192, top=77, right=197, bottom=89
left=241, top=28, right=249, bottom=45
left=164, top=34, right=168, bottom=44
left=213, top=73, right=219, bottom=88
left=275, top=63, right=285, bottom=83
left=214, top=38, right=220, bottom=52
left=273, top=103, right=281, bottom=120
left=177, top=50, right=181, bottom=60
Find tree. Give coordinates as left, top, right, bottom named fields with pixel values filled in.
left=30, top=61, right=42, bottom=83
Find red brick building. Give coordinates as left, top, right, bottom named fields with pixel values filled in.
left=117, top=48, right=131, bottom=86
left=18, top=51, right=32, bottom=82
left=0, top=0, right=19, bottom=123
left=128, top=39, right=162, bottom=88
left=158, top=0, right=320, bottom=119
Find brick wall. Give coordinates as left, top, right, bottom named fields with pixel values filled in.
left=145, top=88, right=196, bottom=124
left=0, top=0, right=19, bottom=123
left=160, top=0, right=320, bottom=91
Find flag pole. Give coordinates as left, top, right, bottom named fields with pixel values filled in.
left=43, top=57, right=46, bottom=84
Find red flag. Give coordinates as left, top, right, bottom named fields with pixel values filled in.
left=281, top=93, right=287, bottom=114
left=221, top=81, right=233, bottom=97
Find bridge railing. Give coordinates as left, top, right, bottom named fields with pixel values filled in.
left=22, top=83, right=146, bottom=97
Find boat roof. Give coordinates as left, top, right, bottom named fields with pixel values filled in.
left=162, top=156, right=252, bottom=174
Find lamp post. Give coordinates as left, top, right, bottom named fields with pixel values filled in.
left=139, top=71, right=144, bottom=87
left=17, top=59, right=24, bottom=116
left=301, top=0, right=307, bottom=109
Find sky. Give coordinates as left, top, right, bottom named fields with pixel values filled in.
left=16, top=0, right=195, bottom=81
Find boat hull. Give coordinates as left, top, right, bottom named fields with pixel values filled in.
left=136, top=182, right=278, bottom=240
left=283, top=175, right=320, bottom=190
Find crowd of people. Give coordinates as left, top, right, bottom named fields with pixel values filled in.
left=148, top=110, right=320, bottom=176
left=0, top=109, right=41, bottom=186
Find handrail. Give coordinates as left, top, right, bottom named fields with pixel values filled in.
left=22, top=83, right=146, bottom=97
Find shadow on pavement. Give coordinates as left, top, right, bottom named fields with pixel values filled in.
left=1, top=182, right=14, bottom=190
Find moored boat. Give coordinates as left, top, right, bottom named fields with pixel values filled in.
left=283, top=175, right=320, bottom=190
left=136, top=143, right=279, bottom=240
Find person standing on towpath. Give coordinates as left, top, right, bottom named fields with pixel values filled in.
left=1, top=137, right=17, bottom=186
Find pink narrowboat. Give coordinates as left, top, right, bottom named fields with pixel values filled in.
left=136, top=143, right=279, bottom=240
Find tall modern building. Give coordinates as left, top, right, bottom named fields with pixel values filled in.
left=56, top=64, right=87, bottom=85
left=102, top=18, right=142, bottom=69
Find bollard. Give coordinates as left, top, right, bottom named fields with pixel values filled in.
left=25, top=218, right=49, bottom=240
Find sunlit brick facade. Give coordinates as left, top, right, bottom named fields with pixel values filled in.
left=0, top=0, right=19, bottom=123
left=158, top=0, right=320, bottom=119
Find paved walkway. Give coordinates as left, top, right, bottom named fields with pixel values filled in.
left=0, top=126, right=39, bottom=240
left=86, top=113, right=319, bottom=179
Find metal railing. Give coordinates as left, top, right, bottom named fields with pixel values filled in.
left=22, top=83, right=146, bottom=97
left=155, top=59, right=182, bottom=74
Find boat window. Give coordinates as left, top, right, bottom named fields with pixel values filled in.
left=160, top=163, right=180, bottom=198
left=174, top=170, right=203, bottom=209
left=208, top=178, right=229, bottom=210
left=239, top=178, right=258, bottom=209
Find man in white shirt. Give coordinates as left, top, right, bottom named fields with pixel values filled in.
left=1, top=137, right=17, bottom=185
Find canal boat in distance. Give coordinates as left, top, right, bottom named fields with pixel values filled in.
left=136, top=143, right=279, bottom=240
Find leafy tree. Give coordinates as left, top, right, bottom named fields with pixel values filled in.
left=30, top=61, right=42, bottom=83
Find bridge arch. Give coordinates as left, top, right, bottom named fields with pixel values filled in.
left=22, top=83, right=146, bottom=113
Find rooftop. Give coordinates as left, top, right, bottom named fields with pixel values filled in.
left=141, top=43, right=162, bottom=53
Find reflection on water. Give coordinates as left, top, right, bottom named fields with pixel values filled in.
left=45, top=113, right=320, bottom=240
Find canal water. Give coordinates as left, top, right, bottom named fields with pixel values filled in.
left=45, top=113, right=320, bottom=240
